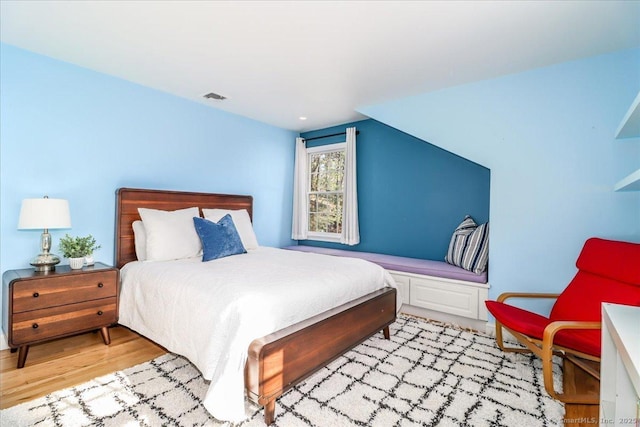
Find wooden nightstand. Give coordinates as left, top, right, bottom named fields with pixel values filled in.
left=2, top=262, right=119, bottom=368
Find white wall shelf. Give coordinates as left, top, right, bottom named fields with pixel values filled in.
left=614, top=169, right=640, bottom=192
left=614, top=92, right=640, bottom=192
left=615, top=92, right=640, bottom=139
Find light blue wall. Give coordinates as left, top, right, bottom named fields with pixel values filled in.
left=360, top=48, right=640, bottom=316
left=0, top=44, right=296, bottom=337
left=298, top=119, right=490, bottom=262
left=3, top=42, right=638, bottom=334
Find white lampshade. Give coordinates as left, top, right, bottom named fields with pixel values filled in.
left=18, top=197, right=71, bottom=230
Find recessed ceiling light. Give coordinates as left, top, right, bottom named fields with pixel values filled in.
left=299, top=116, right=307, bottom=120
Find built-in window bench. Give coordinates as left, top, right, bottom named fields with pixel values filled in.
left=283, top=245, right=490, bottom=330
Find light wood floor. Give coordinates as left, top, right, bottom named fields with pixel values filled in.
left=0, top=325, right=166, bottom=409
left=1, top=326, right=600, bottom=425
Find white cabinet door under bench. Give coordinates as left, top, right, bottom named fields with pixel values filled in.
left=388, top=270, right=489, bottom=331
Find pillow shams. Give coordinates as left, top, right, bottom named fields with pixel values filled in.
left=193, top=215, right=246, bottom=261
left=201, top=208, right=259, bottom=250
left=138, top=206, right=202, bottom=261
left=445, top=215, right=489, bottom=274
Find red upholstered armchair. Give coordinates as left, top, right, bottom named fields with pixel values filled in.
left=486, top=237, right=640, bottom=404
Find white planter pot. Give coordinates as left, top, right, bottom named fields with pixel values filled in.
left=69, top=257, right=84, bottom=270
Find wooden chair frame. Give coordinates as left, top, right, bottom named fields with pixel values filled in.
left=494, top=292, right=601, bottom=404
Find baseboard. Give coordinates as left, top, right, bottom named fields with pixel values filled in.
left=485, top=322, right=496, bottom=336
left=400, top=304, right=488, bottom=332
left=1, top=331, right=8, bottom=351
left=484, top=322, right=519, bottom=344
left=397, top=304, right=524, bottom=347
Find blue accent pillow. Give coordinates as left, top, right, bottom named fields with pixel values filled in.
left=193, top=215, right=247, bottom=261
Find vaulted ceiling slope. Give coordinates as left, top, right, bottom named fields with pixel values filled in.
left=1, top=1, right=639, bottom=132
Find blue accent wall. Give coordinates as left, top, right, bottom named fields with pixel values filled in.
left=297, top=119, right=490, bottom=261
left=0, top=44, right=297, bottom=331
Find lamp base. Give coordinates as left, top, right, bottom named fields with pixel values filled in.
left=30, top=253, right=61, bottom=273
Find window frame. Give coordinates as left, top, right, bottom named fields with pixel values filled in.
left=306, top=142, right=346, bottom=243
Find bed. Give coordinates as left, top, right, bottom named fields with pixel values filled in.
left=114, top=187, right=397, bottom=424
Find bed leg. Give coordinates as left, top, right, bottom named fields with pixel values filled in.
left=264, top=399, right=276, bottom=425
left=383, top=326, right=390, bottom=340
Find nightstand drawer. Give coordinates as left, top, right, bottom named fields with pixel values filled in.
left=12, top=270, right=117, bottom=313
left=11, top=297, right=117, bottom=345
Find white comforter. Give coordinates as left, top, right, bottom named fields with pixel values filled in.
left=118, top=246, right=397, bottom=422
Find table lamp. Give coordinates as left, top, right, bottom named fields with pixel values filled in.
left=18, top=196, right=71, bottom=272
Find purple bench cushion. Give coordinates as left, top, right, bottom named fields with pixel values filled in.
left=283, top=246, right=488, bottom=284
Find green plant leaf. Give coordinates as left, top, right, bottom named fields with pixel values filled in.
left=58, top=234, right=101, bottom=258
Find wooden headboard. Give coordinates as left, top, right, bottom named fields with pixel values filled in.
left=115, top=188, right=253, bottom=268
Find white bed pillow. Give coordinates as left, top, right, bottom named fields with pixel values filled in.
left=132, top=220, right=147, bottom=261
left=202, top=208, right=259, bottom=250
left=138, top=206, right=202, bottom=261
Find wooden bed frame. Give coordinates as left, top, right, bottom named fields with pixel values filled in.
left=114, top=187, right=397, bottom=425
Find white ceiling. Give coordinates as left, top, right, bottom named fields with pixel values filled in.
left=1, top=1, right=639, bottom=132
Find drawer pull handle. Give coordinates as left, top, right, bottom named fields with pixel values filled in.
left=32, top=323, right=39, bottom=329
left=97, top=310, right=103, bottom=316
left=97, top=283, right=104, bottom=288
left=33, top=292, right=39, bottom=298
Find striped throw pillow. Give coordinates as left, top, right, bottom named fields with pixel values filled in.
left=445, top=215, right=489, bottom=274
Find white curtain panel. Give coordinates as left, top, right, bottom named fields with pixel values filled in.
left=341, top=127, right=360, bottom=245
left=291, top=137, right=308, bottom=240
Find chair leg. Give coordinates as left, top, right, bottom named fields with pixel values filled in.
left=495, top=321, right=531, bottom=354
left=542, top=343, right=599, bottom=404
left=495, top=320, right=505, bottom=349
left=542, top=343, right=560, bottom=399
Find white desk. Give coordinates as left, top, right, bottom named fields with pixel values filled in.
left=599, top=303, right=640, bottom=426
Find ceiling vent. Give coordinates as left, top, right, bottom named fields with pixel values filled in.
left=203, top=92, right=227, bottom=101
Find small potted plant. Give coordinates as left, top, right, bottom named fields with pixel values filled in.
left=59, top=234, right=101, bottom=269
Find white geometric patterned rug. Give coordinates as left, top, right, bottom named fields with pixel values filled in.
left=1, top=314, right=565, bottom=426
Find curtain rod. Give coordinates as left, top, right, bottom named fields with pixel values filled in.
left=303, top=130, right=360, bottom=142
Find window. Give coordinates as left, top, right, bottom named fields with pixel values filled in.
left=307, top=143, right=346, bottom=241
left=292, top=127, right=359, bottom=245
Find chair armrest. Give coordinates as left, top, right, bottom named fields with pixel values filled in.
left=541, top=320, right=601, bottom=360
left=497, top=292, right=561, bottom=303
left=540, top=321, right=602, bottom=401
left=543, top=320, right=602, bottom=341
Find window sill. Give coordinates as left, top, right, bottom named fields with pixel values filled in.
left=305, top=232, right=342, bottom=243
